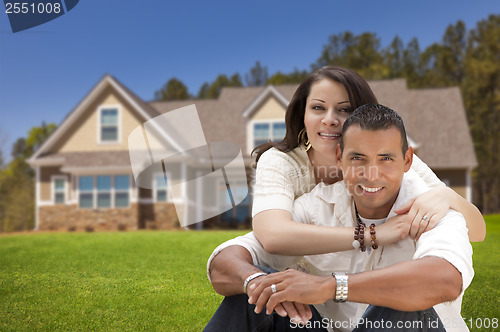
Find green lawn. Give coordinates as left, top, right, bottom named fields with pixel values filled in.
left=1, top=216, right=499, bottom=331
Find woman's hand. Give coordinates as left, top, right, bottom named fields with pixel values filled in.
left=394, top=186, right=453, bottom=240
left=375, top=213, right=412, bottom=245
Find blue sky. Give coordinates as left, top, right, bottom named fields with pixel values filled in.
left=0, top=0, right=498, bottom=161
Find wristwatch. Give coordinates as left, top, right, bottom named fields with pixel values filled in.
left=332, top=272, right=348, bottom=302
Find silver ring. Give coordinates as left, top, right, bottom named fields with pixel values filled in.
left=422, top=215, right=430, bottom=222
left=271, top=284, right=277, bottom=293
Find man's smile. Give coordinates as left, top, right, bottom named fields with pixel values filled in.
left=359, top=184, right=383, bottom=194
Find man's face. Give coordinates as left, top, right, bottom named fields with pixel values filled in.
left=336, top=125, right=413, bottom=219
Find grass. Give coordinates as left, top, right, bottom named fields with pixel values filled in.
left=0, top=231, right=245, bottom=331
left=0, top=215, right=499, bottom=331
left=461, top=214, right=500, bottom=329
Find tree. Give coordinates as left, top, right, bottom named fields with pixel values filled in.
left=245, top=61, right=268, bottom=86
left=154, top=78, right=191, bottom=101
left=462, top=14, right=500, bottom=213
left=197, top=82, right=210, bottom=99
left=384, top=36, right=405, bottom=78
left=0, top=123, right=56, bottom=232
left=197, top=73, right=242, bottom=99
left=267, top=68, right=309, bottom=85
left=312, top=32, right=386, bottom=79
left=401, top=38, right=423, bottom=88
left=419, top=21, right=467, bottom=87
left=0, top=128, right=7, bottom=169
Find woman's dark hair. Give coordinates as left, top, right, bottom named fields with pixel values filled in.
left=252, top=66, right=378, bottom=162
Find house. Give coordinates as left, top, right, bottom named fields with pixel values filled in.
left=27, top=75, right=478, bottom=231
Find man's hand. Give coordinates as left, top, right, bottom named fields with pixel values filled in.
left=247, top=273, right=313, bottom=324
left=248, top=269, right=334, bottom=316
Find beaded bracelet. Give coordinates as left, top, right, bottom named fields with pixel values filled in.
left=370, top=223, right=378, bottom=250
left=353, top=222, right=366, bottom=252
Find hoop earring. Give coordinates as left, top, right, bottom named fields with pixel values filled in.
left=298, top=128, right=311, bottom=152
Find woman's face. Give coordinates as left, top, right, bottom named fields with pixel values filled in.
left=304, top=78, right=352, bottom=158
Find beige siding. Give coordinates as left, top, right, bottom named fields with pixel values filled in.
left=40, top=166, right=66, bottom=201
left=51, top=87, right=145, bottom=154
left=451, top=186, right=467, bottom=198
left=435, top=169, right=467, bottom=199
left=251, top=96, right=285, bottom=120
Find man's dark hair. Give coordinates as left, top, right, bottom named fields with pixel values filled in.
left=340, top=104, right=408, bottom=155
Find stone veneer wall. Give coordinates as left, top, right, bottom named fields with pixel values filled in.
left=139, top=203, right=180, bottom=230
left=38, top=204, right=139, bottom=231
left=38, top=203, right=180, bottom=231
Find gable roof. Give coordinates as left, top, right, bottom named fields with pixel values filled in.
left=369, top=80, right=477, bottom=169
left=242, top=85, right=289, bottom=118
left=150, top=79, right=477, bottom=169
left=29, top=75, right=477, bottom=170
left=28, top=74, right=160, bottom=163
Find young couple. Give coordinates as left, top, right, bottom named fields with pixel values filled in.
left=205, top=66, right=484, bottom=331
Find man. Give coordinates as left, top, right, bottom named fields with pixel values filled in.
left=206, top=104, right=473, bottom=331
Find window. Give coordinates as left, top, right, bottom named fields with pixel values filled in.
left=97, top=175, right=111, bottom=208
left=115, top=175, right=130, bottom=207
left=79, top=175, right=130, bottom=209
left=79, top=176, right=94, bottom=208
left=154, top=174, right=168, bottom=202
left=253, top=123, right=270, bottom=147
left=100, top=108, right=118, bottom=142
left=53, top=177, right=66, bottom=204
left=272, top=122, right=286, bottom=141
left=219, top=181, right=250, bottom=224
left=252, top=121, right=285, bottom=148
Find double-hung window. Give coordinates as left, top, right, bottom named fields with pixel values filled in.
left=79, top=176, right=94, bottom=208
left=252, top=121, right=286, bottom=148
left=154, top=174, right=168, bottom=202
left=53, top=177, right=66, bottom=204
left=114, top=175, right=130, bottom=207
left=79, top=175, right=130, bottom=209
left=100, top=108, right=119, bottom=142
left=97, top=175, right=112, bottom=208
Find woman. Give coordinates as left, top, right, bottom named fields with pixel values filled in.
left=252, top=66, right=485, bottom=256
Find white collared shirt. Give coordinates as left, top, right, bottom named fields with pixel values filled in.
left=207, top=169, right=473, bottom=332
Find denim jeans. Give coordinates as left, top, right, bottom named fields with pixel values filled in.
left=353, top=305, right=445, bottom=331
left=204, top=294, right=446, bottom=332
left=203, top=294, right=327, bottom=332
left=204, top=266, right=445, bottom=331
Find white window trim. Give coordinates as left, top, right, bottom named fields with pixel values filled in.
left=466, top=170, right=472, bottom=202
left=97, top=105, right=122, bottom=144
left=247, top=118, right=286, bottom=155
left=35, top=167, right=40, bottom=230
left=51, top=175, right=68, bottom=205
left=153, top=172, right=171, bottom=203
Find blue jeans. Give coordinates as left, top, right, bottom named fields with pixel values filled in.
left=204, top=266, right=445, bottom=331
left=205, top=266, right=326, bottom=331
left=204, top=295, right=445, bottom=332
left=353, top=305, right=445, bottom=331
left=203, top=294, right=327, bottom=332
